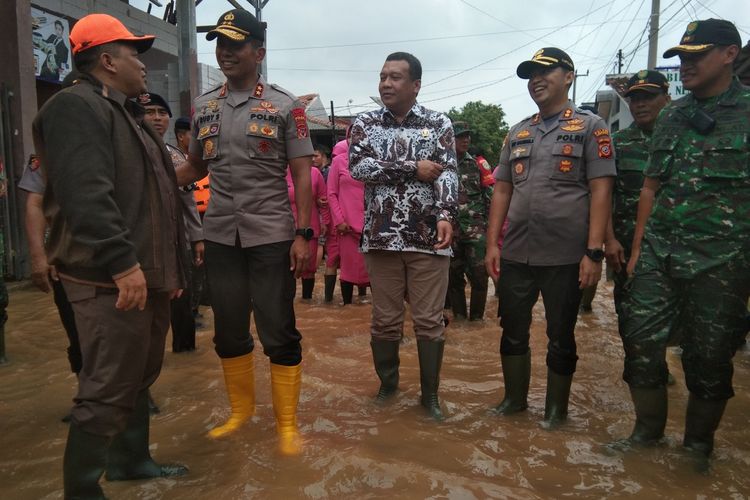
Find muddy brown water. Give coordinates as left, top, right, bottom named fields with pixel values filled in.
left=1, top=277, right=749, bottom=499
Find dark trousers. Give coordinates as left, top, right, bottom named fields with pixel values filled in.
left=63, top=281, right=170, bottom=437
left=498, top=260, right=582, bottom=375
left=170, top=288, right=196, bottom=352
left=52, top=279, right=82, bottom=373
left=204, top=239, right=302, bottom=365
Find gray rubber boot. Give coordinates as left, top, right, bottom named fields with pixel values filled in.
left=105, top=390, right=188, bottom=481
left=63, top=423, right=110, bottom=499
left=371, top=340, right=400, bottom=402
left=541, top=369, right=573, bottom=430
left=492, top=351, right=531, bottom=415
left=417, top=339, right=446, bottom=421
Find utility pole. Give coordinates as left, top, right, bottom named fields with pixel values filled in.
left=647, top=0, right=660, bottom=69
left=572, top=69, right=589, bottom=105
left=247, top=0, right=270, bottom=77
left=176, top=0, right=198, bottom=117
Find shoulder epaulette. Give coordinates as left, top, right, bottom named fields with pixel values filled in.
left=268, top=83, right=297, bottom=102
left=198, top=83, right=224, bottom=98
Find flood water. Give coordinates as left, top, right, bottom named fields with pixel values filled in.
left=1, top=276, right=749, bottom=499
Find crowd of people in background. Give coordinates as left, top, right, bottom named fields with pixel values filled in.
left=16, top=6, right=750, bottom=498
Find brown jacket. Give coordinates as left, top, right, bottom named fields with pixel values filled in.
left=32, top=76, right=186, bottom=289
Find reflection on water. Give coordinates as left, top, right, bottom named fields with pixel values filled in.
left=1, top=278, right=749, bottom=499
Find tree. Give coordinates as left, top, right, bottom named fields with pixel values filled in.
left=447, top=101, right=509, bottom=163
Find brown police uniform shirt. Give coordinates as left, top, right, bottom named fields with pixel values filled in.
left=190, top=75, right=314, bottom=248
left=495, top=102, right=616, bottom=266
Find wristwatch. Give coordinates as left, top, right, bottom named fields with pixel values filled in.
left=295, top=227, right=314, bottom=241
left=585, top=248, right=605, bottom=262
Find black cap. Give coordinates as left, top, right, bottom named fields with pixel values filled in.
left=452, top=121, right=473, bottom=137
left=206, top=9, right=265, bottom=43
left=624, top=70, right=669, bottom=96
left=174, top=117, right=191, bottom=132
left=137, top=92, right=172, bottom=117
left=663, top=19, right=741, bottom=58
left=517, top=48, right=575, bottom=79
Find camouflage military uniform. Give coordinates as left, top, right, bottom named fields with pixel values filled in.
left=448, top=151, right=492, bottom=319
left=611, top=124, right=650, bottom=317
left=621, top=79, right=750, bottom=399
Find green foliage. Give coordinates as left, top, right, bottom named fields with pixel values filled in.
left=447, top=101, right=509, bottom=163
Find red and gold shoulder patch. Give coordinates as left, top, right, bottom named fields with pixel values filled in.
left=291, top=107, right=309, bottom=139
left=594, top=128, right=610, bottom=137
left=598, top=143, right=612, bottom=159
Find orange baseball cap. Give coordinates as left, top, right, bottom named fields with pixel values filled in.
left=69, top=14, right=155, bottom=55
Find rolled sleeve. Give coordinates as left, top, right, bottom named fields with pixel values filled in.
left=284, top=100, right=315, bottom=159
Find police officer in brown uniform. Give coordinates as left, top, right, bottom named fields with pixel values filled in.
left=485, top=48, right=616, bottom=429
left=176, top=9, right=314, bottom=456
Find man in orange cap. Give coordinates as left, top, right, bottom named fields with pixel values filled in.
left=32, top=13, right=188, bottom=498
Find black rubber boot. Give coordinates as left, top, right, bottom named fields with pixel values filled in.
left=324, top=274, right=336, bottom=302
left=607, top=386, right=667, bottom=451
left=541, top=370, right=573, bottom=430
left=448, top=283, right=467, bottom=320
left=341, top=281, right=354, bottom=305
left=358, top=286, right=367, bottom=296
left=301, top=278, right=315, bottom=299
left=147, top=390, right=160, bottom=415
left=105, top=390, right=188, bottom=481
left=371, top=340, right=400, bottom=402
left=492, top=351, right=531, bottom=415
left=63, top=422, right=110, bottom=500
left=683, top=394, right=727, bottom=472
left=417, top=339, right=445, bottom=421
left=469, top=288, right=488, bottom=321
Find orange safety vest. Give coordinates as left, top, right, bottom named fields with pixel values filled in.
left=193, top=175, right=210, bottom=214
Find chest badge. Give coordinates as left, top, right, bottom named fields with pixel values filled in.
left=514, top=162, right=524, bottom=175
left=248, top=123, right=259, bottom=134
left=260, top=101, right=279, bottom=113
left=561, top=124, right=585, bottom=132
left=516, top=130, right=530, bottom=139
left=260, top=124, right=276, bottom=137
left=559, top=159, right=573, bottom=172
left=421, top=128, right=430, bottom=138
left=207, top=100, right=219, bottom=112
left=258, top=140, right=272, bottom=154
left=511, top=147, right=527, bottom=158
left=562, top=144, right=574, bottom=156
left=203, top=138, right=217, bottom=159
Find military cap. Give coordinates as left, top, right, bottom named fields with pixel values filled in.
left=206, top=9, right=265, bottom=43
left=517, top=48, right=575, bottom=79
left=137, top=92, right=172, bottom=117
left=663, top=19, right=741, bottom=58
left=174, top=117, right=191, bottom=132
left=624, top=70, right=669, bottom=96
left=452, top=121, right=473, bottom=137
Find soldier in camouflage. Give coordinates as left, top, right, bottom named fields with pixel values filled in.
left=448, top=121, right=493, bottom=321
left=605, top=71, right=670, bottom=320
left=620, top=19, right=748, bottom=470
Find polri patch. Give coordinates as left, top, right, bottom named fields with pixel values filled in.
left=291, top=107, right=309, bottom=139
left=598, top=143, right=612, bottom=159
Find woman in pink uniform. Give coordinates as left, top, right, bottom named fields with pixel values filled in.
left=287, top=165, right=329, bottom=299
left=327, top=138, right=369, bottom=304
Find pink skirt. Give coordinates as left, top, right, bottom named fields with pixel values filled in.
left=302, top=238, right=318, bottom=279
left=325, top=228, right=340, bottom=268
left=339, top=232, right=369, bottom=285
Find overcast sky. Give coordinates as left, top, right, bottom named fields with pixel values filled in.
left=132, top=0, right=749, bottom=125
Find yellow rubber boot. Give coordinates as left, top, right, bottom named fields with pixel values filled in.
left=270, top=362, right=302, bottom=456
left=208, top=353, right=255, bottom=439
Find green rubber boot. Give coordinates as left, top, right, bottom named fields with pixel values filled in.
left=105, top=390, right=188, bottom=481
left=417, top=339, right=446, bottom=421
left=492, top=351, right=531, bottom=415
left=683, top=394, right=727, bottom=473
left=63, top=423, right=110, bottom=499
left=371, top=340, right=400, bottom=402
left=541, top=370, right=573, bottom=430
